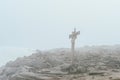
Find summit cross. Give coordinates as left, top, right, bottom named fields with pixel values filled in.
left=69, top=28, right=80, bottom=53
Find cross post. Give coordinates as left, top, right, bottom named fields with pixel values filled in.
left=69, top=28, right=80, bottom=63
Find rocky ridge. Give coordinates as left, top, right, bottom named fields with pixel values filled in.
left=1, top=45, right=120, bottom=80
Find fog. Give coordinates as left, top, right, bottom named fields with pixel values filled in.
left=0, top=0, right=120, bottom=66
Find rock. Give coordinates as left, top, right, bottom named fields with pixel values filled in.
left=1, top=46, right=120, bottom=80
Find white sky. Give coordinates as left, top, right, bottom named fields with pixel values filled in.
left=0, top=0, right=120, bottom=66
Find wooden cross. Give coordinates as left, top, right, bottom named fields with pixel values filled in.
left=69, top=28, right=80, bottom=53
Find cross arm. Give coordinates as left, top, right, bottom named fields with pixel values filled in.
left=76, top=31, right=80, bottom=35
left=69, top=34, right=72, bottom=39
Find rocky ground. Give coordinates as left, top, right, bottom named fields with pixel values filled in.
left=1, top=45, right=120, bottom=80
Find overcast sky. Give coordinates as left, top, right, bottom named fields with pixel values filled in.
left=0, top=0, right=120, bottom=66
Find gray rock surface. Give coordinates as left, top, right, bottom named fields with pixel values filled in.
left=1, top=45, right=120, bottom=80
